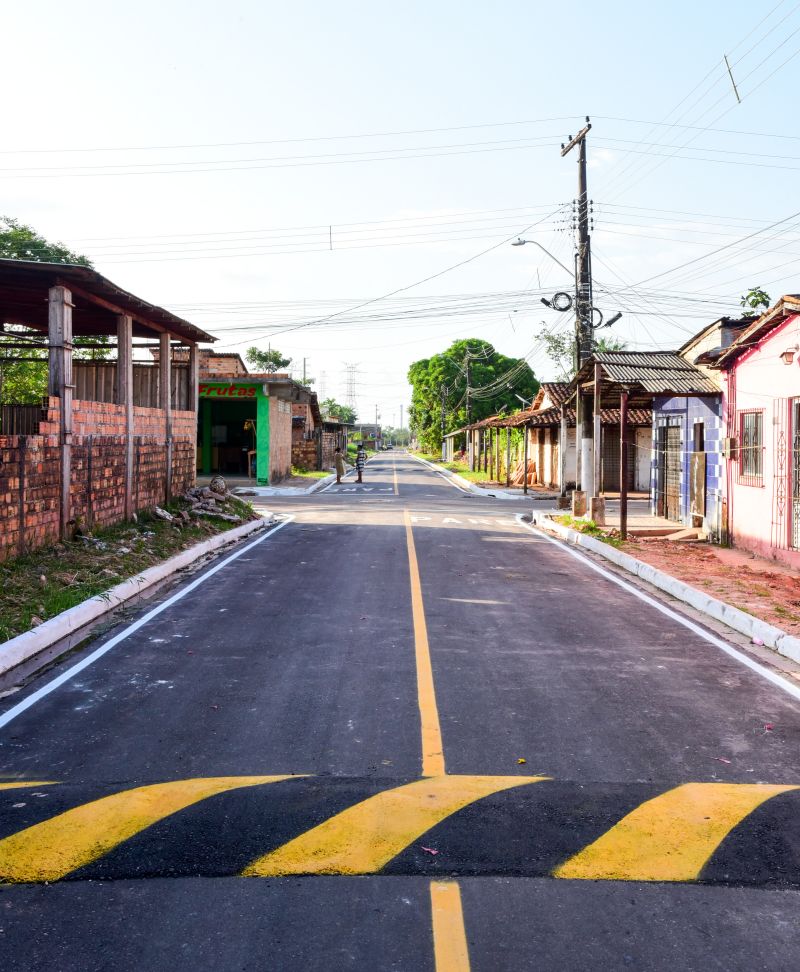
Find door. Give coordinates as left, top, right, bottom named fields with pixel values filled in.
left=792, top=400, right=800, bottom=549
left=658, top=425, right=681, bottom=521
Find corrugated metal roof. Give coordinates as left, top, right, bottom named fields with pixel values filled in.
left=580, top=352, right=720, bottom=394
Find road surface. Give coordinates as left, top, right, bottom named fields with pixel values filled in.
left=1, top=453, right=799, bottom=970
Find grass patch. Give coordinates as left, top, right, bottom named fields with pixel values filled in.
left=555, top=514, right=623, bottom=549
left=290, top=465, right=330, bottom=479
left=0, top=496, right=258, bottom=643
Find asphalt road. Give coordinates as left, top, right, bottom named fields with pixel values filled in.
left=1, top=452, right=800, bottom=970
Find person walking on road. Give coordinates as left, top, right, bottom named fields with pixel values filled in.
left=334, top=447, right=347, bottom=484
left=355, top=444, right=367, bottom=483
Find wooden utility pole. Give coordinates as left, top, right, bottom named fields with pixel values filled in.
left=619, top=389, right=630, bottom=539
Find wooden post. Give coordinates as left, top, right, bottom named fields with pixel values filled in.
left=505, top=426, right=511, bottom=487
left=49, top=285, right=73, bottom=539
left=593, top=361, right=602, bottom=496
left=117, top=314, right=134, bottom=519
left=159, top=331, right=172, bottom=502
left=559, top=404, right=568, bottom=495
left=620, top=389, right=629, bottom=540
left=188, top=342, right=199, bottom=487
left=523, top=422, right=529, bottom=495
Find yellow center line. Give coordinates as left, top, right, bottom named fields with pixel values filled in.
left=431, top=881, right=471, bottom=971
left=554, top=781, right=800, bottom=882
left=0, top=775, right=295, bottom=883
left=0, top=781, right=57, bottom=791
left=404, top=508, right=445, bottom=777
left=242, top=775, right=545, bottom=876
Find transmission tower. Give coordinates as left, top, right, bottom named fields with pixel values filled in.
left=343, top=362, right=359, bottom=411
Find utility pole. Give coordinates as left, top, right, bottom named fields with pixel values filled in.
left=439, top=383, right=447, bottom=460
left=561, top=118, right=595, bottom=497
left=302, top=357, right=307, bottom=384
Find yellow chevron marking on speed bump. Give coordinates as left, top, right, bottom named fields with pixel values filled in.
left=0, top=775, right=295, bottom=883
left=0, top=782, right=57, bottom=791
left=555, top=782, right=800, bottom=882
left=431, top=881, right=471, bottom=971
left=243, top=775, right=547, bottom=876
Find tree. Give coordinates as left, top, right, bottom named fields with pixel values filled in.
left=245, top=347, right=292, bottom=373
left=0, top=218, right=106, bottom=404
left=408, top=339, right=539, bottom=454
left=740, top=286, right=770, bottom=318
left=0, top=216, right=92, bottom=266
left=536, top=326, right=628, bottom=381
left=320, top=397, right=356, bottom=424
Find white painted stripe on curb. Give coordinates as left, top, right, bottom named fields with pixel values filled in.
left=409, top=454, right=473, bottom=494
left=0, top=516, right=295, bottom=730
left=515, top=513, right=800, bottom=705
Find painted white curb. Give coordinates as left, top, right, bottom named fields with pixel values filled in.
left=0, top=516, right=272, bottom=678
left=530, top=511, right=800, bottom=666
left=234, top=473, right=336, bottom=497
left=411, top=454, right=536, bottom=500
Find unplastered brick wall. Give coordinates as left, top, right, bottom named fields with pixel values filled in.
left=269, top=398, right=293, bottom=481
left=292, top=439, right=318, bottom=470
left=70, top=435, right=127, bottom=530
left=72, top=400, right=126, bottom=436
left=172, top=410, right=198, bottom=494
left=0, top=431, right=61, bottom=561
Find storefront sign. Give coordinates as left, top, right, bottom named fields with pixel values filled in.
left=199, top=383, right=260, bottom=399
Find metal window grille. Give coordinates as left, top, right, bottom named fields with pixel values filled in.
left=739, top=411, right=764, bottom=485
left=792, top=400, right=800, bottom=549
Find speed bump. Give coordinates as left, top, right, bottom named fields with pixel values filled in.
left=1, top=775, right=799, bottom=885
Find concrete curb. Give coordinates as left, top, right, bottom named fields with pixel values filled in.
left=529, top=511, right=800, bottom=666
left=411, top=453, right=525, bottom=499
left=0, top=516, right=272, bottom=678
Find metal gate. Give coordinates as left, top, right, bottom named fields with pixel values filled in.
left=601, top=427, right=635, bottom=492
left=657, top=425, right=681, bottom=521
left=792, top=399, right=800, bottom=549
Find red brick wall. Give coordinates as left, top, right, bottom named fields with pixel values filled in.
left=292, top=440, right=318, bottom=470
left=0, top=398, right=200, bottom=562
left=269, top=398, right=293, bottom=481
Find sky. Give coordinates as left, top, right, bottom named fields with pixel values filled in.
left=4, top=0, right=800, bottom=427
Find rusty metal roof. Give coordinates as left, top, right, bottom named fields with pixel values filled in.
left=577, top=351, right=720, bottom=395
left=714, top=295, right=800, bottom=368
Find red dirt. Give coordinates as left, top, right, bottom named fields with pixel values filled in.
left=619, top=539, right=800, bottom=633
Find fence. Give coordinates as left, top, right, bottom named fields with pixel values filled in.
left=73, top=362, right=190, bottom=410
left=0, top=403, right=46, bottom=435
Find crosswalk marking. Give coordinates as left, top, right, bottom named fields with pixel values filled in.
left=0, top=775, right=294, bottom=883
left=241, top=775, right=546, bottom=877
left=554, top=782, right=800, bottom=882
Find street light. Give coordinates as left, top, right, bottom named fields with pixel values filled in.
left=511, top=238, right=573, bottom=275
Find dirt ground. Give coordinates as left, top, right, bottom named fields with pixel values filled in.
left=619, top=539, right=800, bottom=633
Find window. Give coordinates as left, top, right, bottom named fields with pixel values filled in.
left=739, top=410, right=763, bottom=485
left=693, top=422, right=705, bottom=453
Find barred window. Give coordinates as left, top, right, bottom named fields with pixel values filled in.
left=739, top=410, right=763, bottom=485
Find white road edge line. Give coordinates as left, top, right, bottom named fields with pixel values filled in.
left=409, top=453, right=472, bottom=494
left=0, top=516, right=296, bottom=730
left=515, top=513, right=800, bottom=706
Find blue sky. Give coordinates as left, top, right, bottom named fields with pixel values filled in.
left=4, top=1, right=799, bottom=424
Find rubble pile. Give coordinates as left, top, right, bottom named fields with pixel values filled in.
left=176, top=477, right=244, bottom=523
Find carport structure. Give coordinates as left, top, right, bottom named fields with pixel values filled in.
left=0, top=259, right=214, bottom=555
left=572, top=352, right=719, bottom=538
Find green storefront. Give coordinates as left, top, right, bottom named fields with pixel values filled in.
left=197, top=380, right=271, bottom=485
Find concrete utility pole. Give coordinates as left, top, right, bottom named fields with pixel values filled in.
left=561, top=118, right=595, bottom=496
left=440, top=384, right=447, bottom=460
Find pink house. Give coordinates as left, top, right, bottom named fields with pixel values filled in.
left=716, top=295, right=800, bottom=568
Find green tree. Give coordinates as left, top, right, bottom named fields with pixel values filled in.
left=408, top=339, right=539, bottom=454
left=0, top=218, right=107, bottom=404
left=320, top=397, right=356, bottom=424
left=536, top=327, right=628, bottom=381
left=245, top=346, right=292, bottom=372
left=740, top=286, right=770, bottom=318
left=0, top=216, right=92, bottom=266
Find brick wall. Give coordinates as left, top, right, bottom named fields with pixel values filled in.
left=0, top=397, right=200, bottom=562
left=269, top=398, right=293, bottom=481
left=292, top=439, right=318, bottom=470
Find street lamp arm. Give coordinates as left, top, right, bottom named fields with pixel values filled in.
left=511, top=238, right=573, bottom=276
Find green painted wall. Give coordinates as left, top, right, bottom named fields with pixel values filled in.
left=257, top=393, right=270, bottom=485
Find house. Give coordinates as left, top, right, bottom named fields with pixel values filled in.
left=197, top=351, right=317, bottom=485
left=0, top=258, right=214, bottom=561
left=714, top=295, right=800, bottom=568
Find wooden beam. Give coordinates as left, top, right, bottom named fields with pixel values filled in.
left=117, top=314, right=134, bottom=519
left=49, top=286, right=73, bottom=539
left=620, top=389, right=629, bottom=541
left=159, top=331, right=173, bottom=501
left=593, top=361, right=602, bottom=496
left=58, top=279, right=169, bottom=335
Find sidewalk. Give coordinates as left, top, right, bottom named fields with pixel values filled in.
left=198, top=473, right=335, bottom=497
left=411, top=454, right=558, bottom=500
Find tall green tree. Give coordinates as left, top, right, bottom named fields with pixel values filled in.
left=320, top=397, right=356, bottom=424
left=535, top=327, right=628, bottom=381
left=0, top=218, right=107, bottom=404
left=408, top=339, right=539, bottom=454
left=245, top=346, right=292, bottom=372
